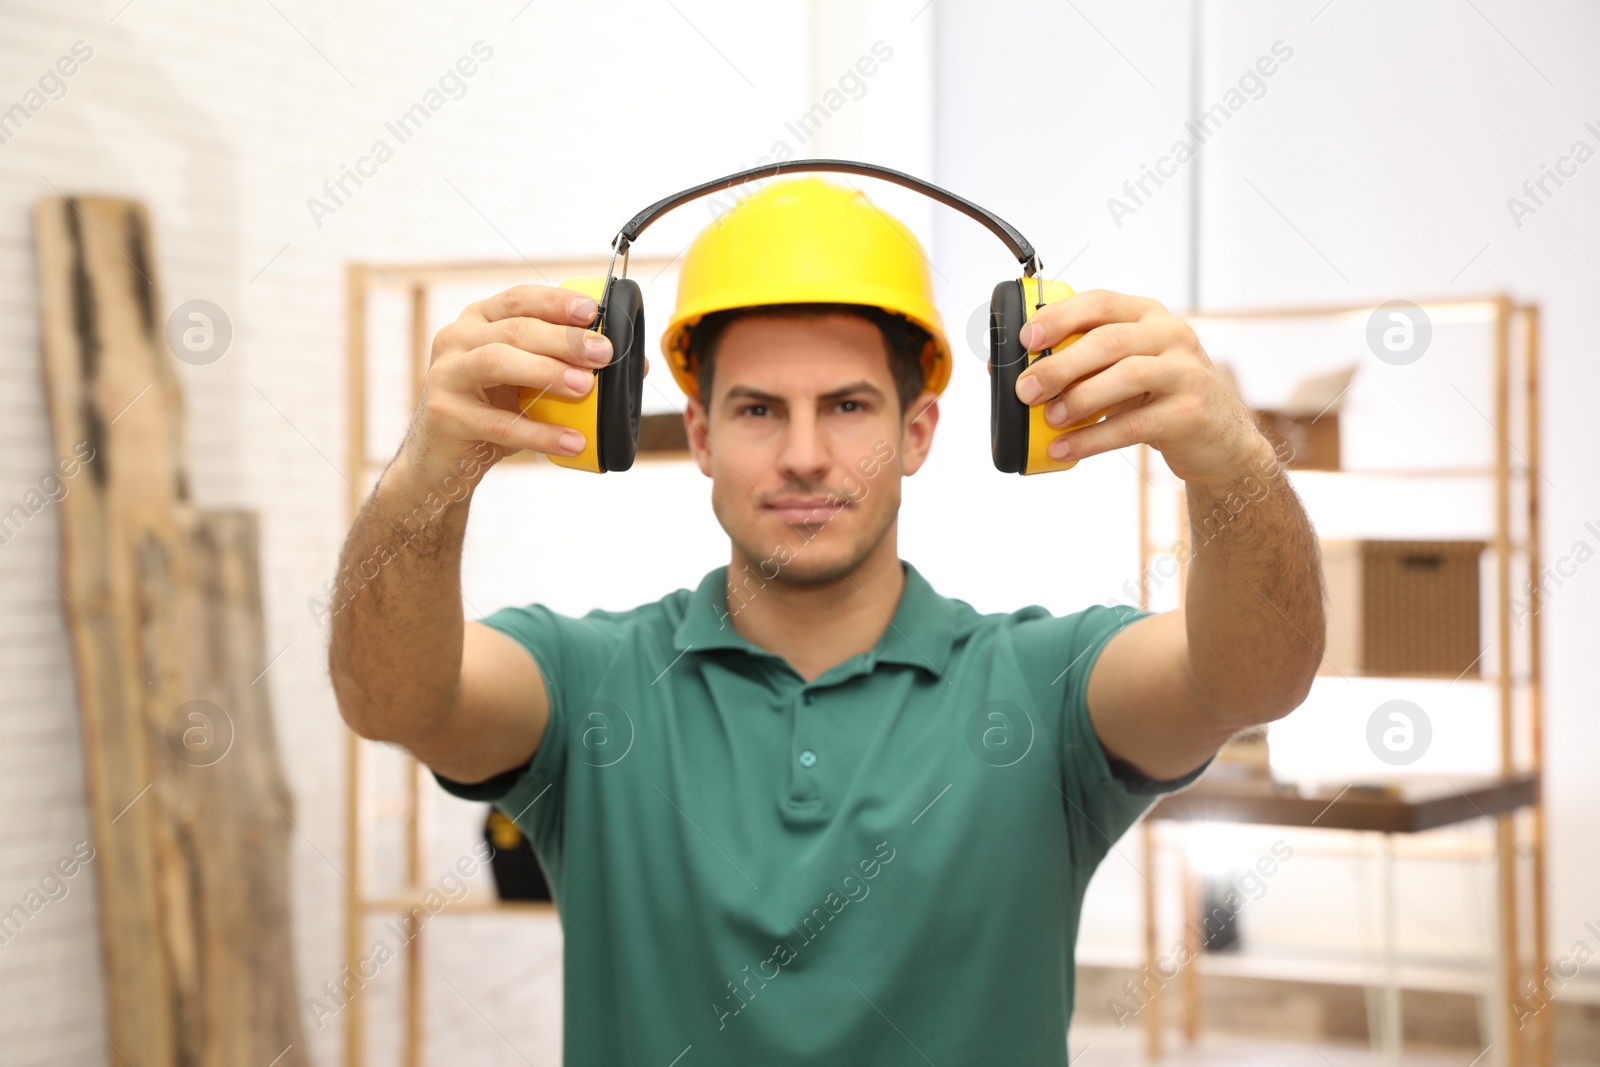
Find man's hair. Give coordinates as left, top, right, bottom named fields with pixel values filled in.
left=685, top=303, right=931, bottom=419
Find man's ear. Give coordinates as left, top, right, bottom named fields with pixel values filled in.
left=684, top=395, right=713, bottom=477
left=899, top=392, right=939, bottom=476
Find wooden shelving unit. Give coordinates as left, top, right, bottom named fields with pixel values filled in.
left=339, top=257, right=679, bottom=1067
left=1133, top=296, right=1549, bottom=1067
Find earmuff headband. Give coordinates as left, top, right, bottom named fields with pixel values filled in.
left=607, top=158, right=1043, bottom=278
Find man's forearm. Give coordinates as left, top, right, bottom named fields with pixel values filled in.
left=1184, top=435, right=1326, bottom=726
left=326, top=444, right=489, bottom=742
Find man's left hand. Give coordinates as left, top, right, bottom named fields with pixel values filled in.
left=1014, top=289, right=1270, bottom=488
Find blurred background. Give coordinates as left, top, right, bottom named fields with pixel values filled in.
left=1, top=1, right=1596, bottom=1064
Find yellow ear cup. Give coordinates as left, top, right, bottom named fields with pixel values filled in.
left=519, top=277, right=604, bottom=473
left=1020, top=278, right=1113, bottom=475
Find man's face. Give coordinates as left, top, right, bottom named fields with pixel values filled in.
left=684, top=311, right=938, bottom=585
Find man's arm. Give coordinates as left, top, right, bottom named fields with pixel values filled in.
left=1012, top=290, right=1326, bottom=781
left=326, top=445, right=550, bottom=784
left=327, top=282, right=625, bottom=784
left=1086, top=435, right=1325, bottom=780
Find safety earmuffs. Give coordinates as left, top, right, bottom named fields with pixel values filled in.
left=530, top=273, right=647, bottom=475
left=520, top=159, right=1106, bottom=475
left=988, top=273, right=1099, bottom=475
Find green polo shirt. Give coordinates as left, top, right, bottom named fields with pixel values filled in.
left=434, top=559, right=1212, bottom=1065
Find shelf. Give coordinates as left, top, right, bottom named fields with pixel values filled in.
left=1144, top=542, right=1533, bottom=556
left=1146, top=772, right=1537, bottom=833
left=1309, top=671, right=1534, bottom=684
left=362, top=891, right=556, bottom=916
left=1299, top=468, right=1532, bottom=479
left=1287, top=467, right=1531, bottom=480
left=1151, top=820, right=1496, bottom=861
left=1141, top=464, right=1535, bottom=481
left=1076, top=942, right=1504, bottom=997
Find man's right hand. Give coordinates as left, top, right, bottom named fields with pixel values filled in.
left=396, top=282, right=650, bottom=484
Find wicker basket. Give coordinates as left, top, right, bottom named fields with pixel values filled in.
left=1319, top=539, right=1486, bottom=678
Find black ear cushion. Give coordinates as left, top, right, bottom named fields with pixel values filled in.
left=988, top=279, right=1029, bottom=474
left=594, top=277, right=645, bottom=472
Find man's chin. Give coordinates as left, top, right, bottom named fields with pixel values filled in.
left=736, top=530, right=864, bottom=587
left=776, top=551, right=854, bottom=586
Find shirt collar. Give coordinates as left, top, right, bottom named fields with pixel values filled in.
left=671, top=558, right=956, bottom=678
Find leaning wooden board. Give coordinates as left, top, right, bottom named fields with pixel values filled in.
left=33, top=197, right=308, bottom=1066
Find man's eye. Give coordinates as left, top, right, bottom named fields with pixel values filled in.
left=837, top=400, right=864, bottom=413
left=739, top=404, right=769, bottom=417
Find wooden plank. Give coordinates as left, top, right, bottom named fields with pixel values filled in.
left=1141, top=821, right=1161, bottom=1058
left=1522, top=304, right=1553, bottom=1067
left=34, top=196, right=308, bottom=1066
left=35, top=194, right=181, bottom=1066
left=1181, top=854, right=1202, bottom=1044
left=409, top=281, right=429, bottom=437
left=177, top=509, right=307, bottom=1064
left=1492, top=296, right=1525, bottom=1067
left=342, top=730, right=364, bottom=1067
left=343, top=263, right=367, bottom=1067
left=345, top=264, right=368, bottom=520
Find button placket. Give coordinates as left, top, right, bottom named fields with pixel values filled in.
left=789, top=686, right=821, bottom=802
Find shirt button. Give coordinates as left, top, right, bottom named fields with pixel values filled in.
left=799, top=749, right=818, bottom=768
left=803, top=692, right=814, bottom=705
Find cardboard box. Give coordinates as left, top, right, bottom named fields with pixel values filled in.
left=1319, top=539, right=1487, bottom=678
left=1215, top=362, right=1355, bottom=471
left=1255, top=409, right=1340, bottom=471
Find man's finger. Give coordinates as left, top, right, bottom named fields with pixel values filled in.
left=1047, top=399, right=1168, bottom=463
left=471, top=284, right=599, bottom=327
left=452, top=316, right=611, bottom=369
left=1042, top=354, right=1178, bottom=428
left=438, top=342, right=596, bottom=397
left=1020, top=289, right=1165, bottom=352
left=1016, top=320, right=1172, bottom=406
left=443, top=392, right=587, bottom=457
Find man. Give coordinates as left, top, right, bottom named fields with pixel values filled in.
left=328, top=176, right=1325, bottom=1064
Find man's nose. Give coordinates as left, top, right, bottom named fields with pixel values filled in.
left=778, top=408, right=829, bottom=479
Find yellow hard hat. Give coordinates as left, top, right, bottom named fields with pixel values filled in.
left=659, top=176, right=952, bottom=402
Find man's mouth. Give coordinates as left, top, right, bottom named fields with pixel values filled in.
left=763, top=498, right=849, bottom=525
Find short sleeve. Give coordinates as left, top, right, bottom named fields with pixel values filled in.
left=431, top=603, right=619, bottom=839
left=433, top=753, right=533, bottom=802
left=1015, top=603, right=1215, bottom=873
